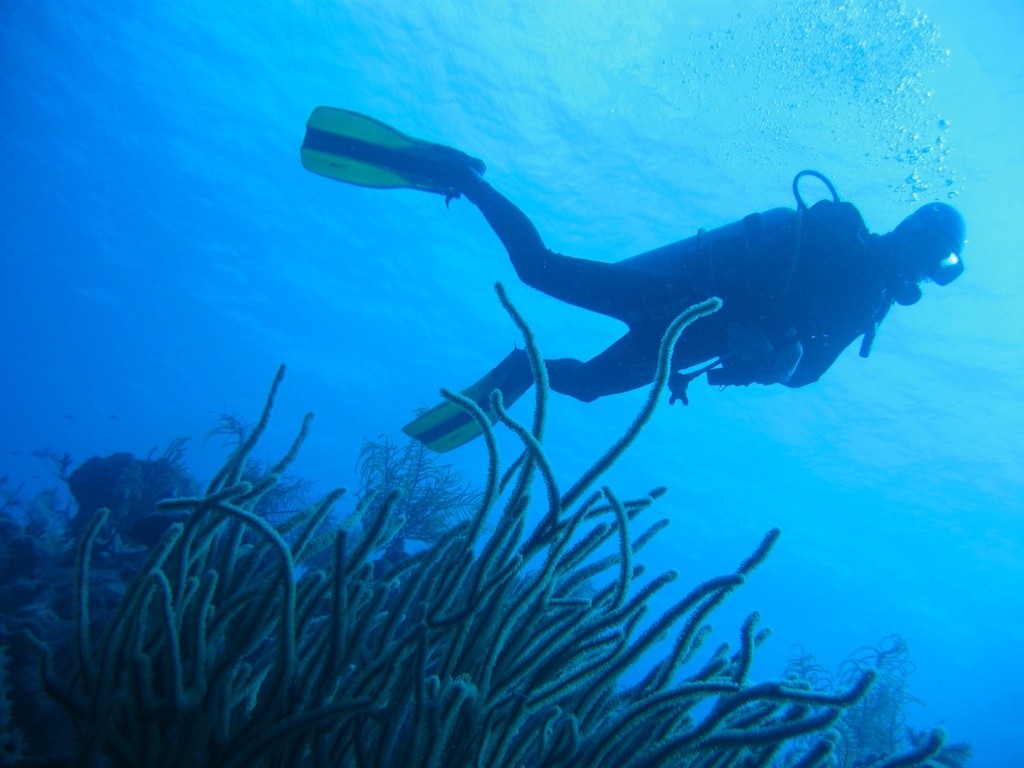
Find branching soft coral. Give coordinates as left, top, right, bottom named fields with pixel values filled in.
left=29, top=286, right=948, bottom=768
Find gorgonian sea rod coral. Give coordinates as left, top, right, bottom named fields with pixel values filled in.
left=31, top=286, right=945, bottom=767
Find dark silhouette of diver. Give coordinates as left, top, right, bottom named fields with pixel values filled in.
left=455, top=168, right=966, bottom=405
left=300, top=107, right=966, bottom=450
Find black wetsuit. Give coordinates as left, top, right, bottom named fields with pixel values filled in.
left=461, top=175, right=893, bottom=402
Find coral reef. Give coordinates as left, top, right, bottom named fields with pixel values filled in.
left=0, top=645, right=26, bottom=765
left=66, top=438, right=197, bottom=546
left=21, top=285, right=950, bottom=766
left=779, top=638, right=972, bottom=768
left=354, top=433, right=483, bottom=563
left=0, top=444, right=199, bottom=760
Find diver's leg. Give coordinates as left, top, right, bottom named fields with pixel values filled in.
left=544, top=331, right=661, bottom=402
left=460, top=175, right=654, bottom=320
left=546, top=316, right=727, bottom=402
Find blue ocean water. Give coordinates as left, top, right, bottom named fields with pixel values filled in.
left=1, top=0, right=1021, bottom=764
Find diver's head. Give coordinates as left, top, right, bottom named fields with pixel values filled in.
left=883, top=202, right=966, bottom=287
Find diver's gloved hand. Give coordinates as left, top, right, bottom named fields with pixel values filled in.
left=668, top=371, right=691, bottom=406
left=668, top=358, right=724, bottom=405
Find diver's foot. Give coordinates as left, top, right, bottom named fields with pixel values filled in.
left=427, top=144, right=486, bottom=202
left=459, top=150, right=486, bottom=179
left=434, top=145, right=486, bottom=179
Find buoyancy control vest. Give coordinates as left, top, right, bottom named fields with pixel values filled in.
left=664, top=172, right=891, bottom=397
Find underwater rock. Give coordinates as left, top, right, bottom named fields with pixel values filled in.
left=66, top=447, right=196, bottom=547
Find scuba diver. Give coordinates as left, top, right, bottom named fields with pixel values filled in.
left=301, top=107, right=966, bottom=451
